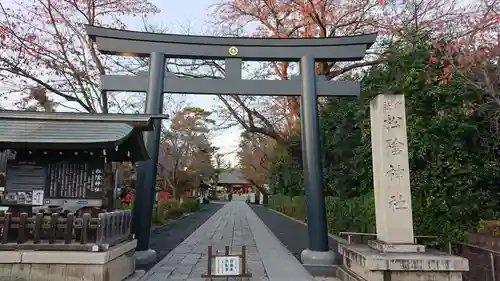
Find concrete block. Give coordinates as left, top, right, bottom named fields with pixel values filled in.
left=21, top=240, right=137, bottom=264
left=0, top=241, right=136, bottom=281
left=0, top=251, right=22, bottom=263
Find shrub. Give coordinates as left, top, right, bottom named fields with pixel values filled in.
left=151, top=208, right=163, bottom=224
left=477, top=220, right=500, bottom=237
left=165, top=207, right=184, bottom=219
left=269, top=194, right=376, bottom=236
left=154, top=199, right=182, bottom=224
left=160, top=199, right=181, bottom=210
left=324, top=194, right=375, bottom=235
left=269, top=194, right=306, bottom=221
left=182, top=197, right=200, bottom=213
left=291, top=196, right=306, bottom=221
left=120, top=202, right=133, bottom=210
left=269, top=192, right=476, bottom=244
left=269, top=194, right=289, bottom=213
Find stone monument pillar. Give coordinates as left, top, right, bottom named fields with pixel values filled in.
left=336, top=94, right=468, bottom=281
left=368, top=93, right=422, bottom=252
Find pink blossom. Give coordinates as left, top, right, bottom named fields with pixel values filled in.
left=429, top=56, right=438, bottom=64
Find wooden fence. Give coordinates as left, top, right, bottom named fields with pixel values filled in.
left=0, top=209, right=132, bottom=251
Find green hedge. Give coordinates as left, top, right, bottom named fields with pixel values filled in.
left=182, top=197, right=200, bottom=213
left=269, top=193, right=483, bottom=244
left=122, top=197, right=201, bottom=225
left=269, top=194, right=375, bottom=235
left=153, top=198, right=199, bottom=224
left=153, top=199, right=176, bottom=224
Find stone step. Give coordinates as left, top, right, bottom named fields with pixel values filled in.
left=313, top=277, right=341, bottom=281
left=335, top=265, right=366, bottom=281
left=123, top=270, right=146, bottom=281
left=303, top=264, right=339, bottom=278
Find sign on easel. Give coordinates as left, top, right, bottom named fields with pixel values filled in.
left=202, top=245, right=252, bottom=279
left=215, top=256, right=240, bottom=275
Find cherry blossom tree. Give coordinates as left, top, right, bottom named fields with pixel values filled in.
left=237, top=132, right=274, bottom=190
left=0, top=0, right=159, bottom=113
left=0, top=0, right=163, bottom=210
left=206, top=0, right=493, bottom=147
left=430, top=0, right=499, bottom=92
left=157, top=107, right=216, bottom=199
left=426, top=0, right=500, bottom=134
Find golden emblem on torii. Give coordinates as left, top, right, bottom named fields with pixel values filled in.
left=228, top=46, right=239, bottom=56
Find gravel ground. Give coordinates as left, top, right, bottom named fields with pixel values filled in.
left=139, top=203, right=223, bottom=271
left=250, top=205, right=338, bottom=262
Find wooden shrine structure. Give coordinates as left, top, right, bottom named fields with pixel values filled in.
left=0, top=111, right=163, bottom=213
left=0, top=110, right=166, bottom=250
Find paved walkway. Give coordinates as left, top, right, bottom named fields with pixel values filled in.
left=140, top=201, right=317, bottom=281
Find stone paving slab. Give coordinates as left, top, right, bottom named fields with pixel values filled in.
left=140, top=202, right=315, bottom=281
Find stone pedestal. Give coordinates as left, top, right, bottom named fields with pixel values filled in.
left=0, top=240, right=137, bottom=281
left=335, top=94, right=469, bottom=281
left=133, top=248, right=157, bottom=266
left=368, top=240, right=425, bottom=253
left=301, top=249, right=337, bottom=265
left=338, top=243, right=468, bottom=281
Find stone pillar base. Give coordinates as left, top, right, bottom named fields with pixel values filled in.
left=368, top=240, right=426, bottom=253
left=133, top=249, right=157, bottom=266
left=301, top=249, right=337, bottom=265
left=338, top=243, right=468, bottom=281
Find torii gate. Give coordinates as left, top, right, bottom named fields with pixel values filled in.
left=86, top=25, right=376, bottom=266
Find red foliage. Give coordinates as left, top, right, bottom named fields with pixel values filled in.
left=121, top=192, right=134, bottom=203
left=157, top=192, right=171, bottom=201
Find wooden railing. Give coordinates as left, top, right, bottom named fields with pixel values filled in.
left=457, top=242, right=500, bottom=281
left=0, top=209, right=132, bottom=252
left=337, top=232, right=499, bottom=281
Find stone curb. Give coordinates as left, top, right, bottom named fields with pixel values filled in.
left=266, top=208, right=348, bottom=244
left=124, top=270, right=146, bottom=281
left=244, top=203, right=314, bottom=281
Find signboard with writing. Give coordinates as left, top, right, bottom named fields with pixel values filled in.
left=3, top=159, right=105, bottom=206
left=202, top=245, right=251, bottom=279
left=5, top=161, right=46, bottom=192
left=214, top=256, right=241, bottom=276
left=47, top=161, right=105, bottom=198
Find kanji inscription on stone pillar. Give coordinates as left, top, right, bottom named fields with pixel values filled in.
left=370, top=94, right=414, bottom=244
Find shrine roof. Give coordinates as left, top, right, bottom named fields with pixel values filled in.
left=218, top=169, right=249, bottom=185
left=0, top=110, right=168, bottom=130
left=0, top=111, right=169, bottom=161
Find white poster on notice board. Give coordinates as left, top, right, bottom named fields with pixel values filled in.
left=32, top=190, right=44, bottom=206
